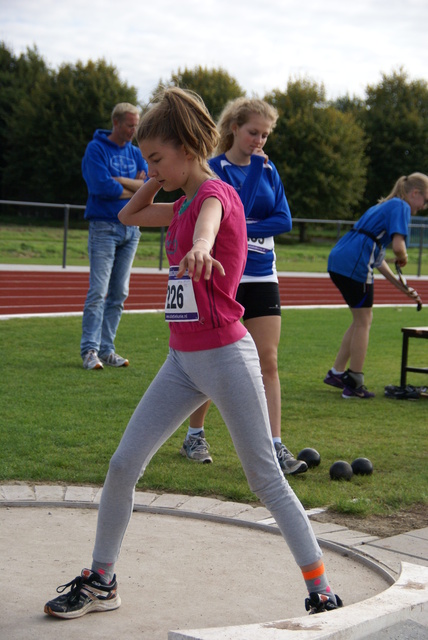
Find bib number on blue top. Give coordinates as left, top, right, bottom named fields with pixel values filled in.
left=247, top=236, right=274, bottom=254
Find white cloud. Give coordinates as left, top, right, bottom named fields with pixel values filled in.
left=1, top=0, right=427, bottom=102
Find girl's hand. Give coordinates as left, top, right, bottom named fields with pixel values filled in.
left=252, top=148, right=269, bottom=164
left=177, top=244, right=225, bottom=282
left=395, top=254, right=408, bottom=267
left=406, top=286, right=422, bottom=306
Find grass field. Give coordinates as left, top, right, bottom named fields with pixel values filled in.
left=0, top=224, right=427, bottom=275
left=1, top=307, right=427, bottom=520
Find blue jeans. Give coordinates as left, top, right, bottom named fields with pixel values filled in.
left=80, top=220, right=141, bottom=358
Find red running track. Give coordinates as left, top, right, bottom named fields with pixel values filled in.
left=1, top=269, right=427, bottom=316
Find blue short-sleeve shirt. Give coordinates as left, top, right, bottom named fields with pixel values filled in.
left=328, top=198, right=411, bottom=283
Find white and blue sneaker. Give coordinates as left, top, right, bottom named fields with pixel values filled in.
left=44, top=569, right=121, bottom=619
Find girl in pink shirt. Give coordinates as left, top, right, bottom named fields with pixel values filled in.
left=165, top=178, right=248, bottom=351
left=44, top=88, right=342, bottom=621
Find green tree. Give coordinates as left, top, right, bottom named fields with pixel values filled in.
left=265, top=79, right=367, bottom=239
left=0, top=43, right=49, bottom=199
left=331, top=94, right=366, bottom=120
left=361, top=69, right=428, bottom=206
left=151, top=66, right=245, bottom=120
left=2, top=51, right=139, bottom=205
left=147, top=66, right=245, bottom=205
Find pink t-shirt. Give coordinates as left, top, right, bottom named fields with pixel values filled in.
left=166, top=179, right=248, bottom=351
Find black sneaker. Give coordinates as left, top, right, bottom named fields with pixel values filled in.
left=323, top=369, right=346, bottom=389
left=44, top=569, right=121, bottom=619
left=341, top=371, right=374, bottom=399
left=342, top=385, right=375, bottom=399
left=305, top=592, right=343, bottom=614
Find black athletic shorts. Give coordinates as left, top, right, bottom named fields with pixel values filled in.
left=329, top=271, right=373, bottom=308
left=236, top=281, right=282, bottom=320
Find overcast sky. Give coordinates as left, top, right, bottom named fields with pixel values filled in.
left=2, top=0, right=427, bottom=104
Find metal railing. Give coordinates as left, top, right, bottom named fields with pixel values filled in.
left=1, top=200, right=85, bottom=270
left=1, top=199, right=426, bottom=274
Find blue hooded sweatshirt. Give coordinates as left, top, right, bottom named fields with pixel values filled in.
left=82, top=129, right=147, bottom=222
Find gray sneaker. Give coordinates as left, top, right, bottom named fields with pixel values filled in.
left=100, top=353, right=129, bottom=367
left=180, top=431, right=213, bottom=463
left=275, top=442, right=308, bottom=475
left=82, top=350, right=103, bottom=370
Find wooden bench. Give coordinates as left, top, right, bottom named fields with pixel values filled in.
left=400, top=327, right=428, bottom=387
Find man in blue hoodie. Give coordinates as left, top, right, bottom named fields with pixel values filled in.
left=80, top=103, right=148, bottom=370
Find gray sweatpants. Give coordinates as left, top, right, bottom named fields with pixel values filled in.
left=93, top=334, right=322, bottom=569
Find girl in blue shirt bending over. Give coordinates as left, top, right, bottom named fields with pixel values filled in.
left=325, top=173, right=427, bottom=399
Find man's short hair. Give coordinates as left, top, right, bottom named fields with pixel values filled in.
left=111, top=103, right=140, bottom=123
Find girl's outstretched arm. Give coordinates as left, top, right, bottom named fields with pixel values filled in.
left=177, top=197, right=225, bottom=282
left=118, top=178, right=174, bottom=227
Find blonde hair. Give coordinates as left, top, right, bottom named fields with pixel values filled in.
left=380, top=172, right=428, bottom=204
left=216, top=97, right=278, bottom=154
left=137, top=87, right=219, bottom=171
left=111, top=102, right=140, bottom=123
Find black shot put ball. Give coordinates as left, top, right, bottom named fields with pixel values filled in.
left=297, top=448, right=321, bottom=468
left=351, top=457, right=373, bottom=476
left=329, top=460, right=353, bottom=481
